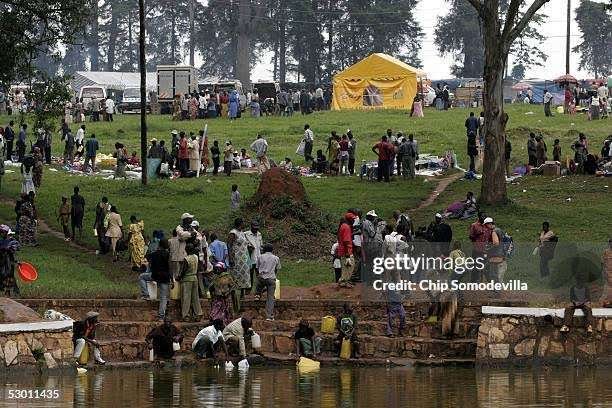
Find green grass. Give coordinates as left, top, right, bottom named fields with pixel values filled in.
left=0, top=107, right=610, bottom=297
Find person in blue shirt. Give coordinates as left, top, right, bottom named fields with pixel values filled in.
left=16, top=124, right=27, bottom=162
left=209, top=233, right=229, bottom=269
left=84, top=133, right=99, bottom=172
left=465, top=112, right=479, bottom=138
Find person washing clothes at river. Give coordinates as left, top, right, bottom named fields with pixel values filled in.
left=294, top=320, right=321, bottom=358
left=73, top=311, right=106, bottom=366
left=335, top=303, right=359, bottom=358
left=192, top=319, right=229, bottom=361
left=146, top=317, right=183, bottom=359
left=223, top=317, right=254, bottom=359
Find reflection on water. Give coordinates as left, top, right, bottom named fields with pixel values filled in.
left=0, top=365, right=610, bottom=407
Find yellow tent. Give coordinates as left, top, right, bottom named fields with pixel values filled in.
left=331, top=53, right=425, bottom=111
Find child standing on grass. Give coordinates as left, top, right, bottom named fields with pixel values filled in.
left=230, top=184, right=240, bottom=211
left=57, top=196, right=71, bottom=241
left=553, top=139, right=561, bottom=162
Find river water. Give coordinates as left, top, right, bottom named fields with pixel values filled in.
left=0, top=365, right=610, bottom=407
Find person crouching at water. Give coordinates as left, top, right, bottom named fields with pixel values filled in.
left=146, top=317, right=183, bottom=360
left=223, top=317, right=254, bottom=359
left=192, top=318, right=229, bottom=361
left=335, top=303, right=359, bottom=358
left=294, top=320, right=321, bottom=358
left=73, top=311, right=106, bottom=365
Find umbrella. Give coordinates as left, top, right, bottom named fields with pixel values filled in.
left=554, top=74, right=578, bottom=84
left=512, top=82, right=532, bottom=91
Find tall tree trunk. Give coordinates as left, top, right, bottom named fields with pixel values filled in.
left=236, top=0, right=252, bottom=89
left=139, top=0, right=147, bottom=185
left=128, top=11, right=135, bottom=69
left=273, top=36, right=279, bottom=81
left=326, top=0, right=333, bottom=81
left=90, top=0, right=100, bottom=70
left=189, top=0, right=195, bottom=66
left=278, top=2, right=287, bottom=83
left=170, top=11, right=177, bottom=63
left=106, top=4, right=119, bottom=71
left=480, top=4, right=508, bottom=204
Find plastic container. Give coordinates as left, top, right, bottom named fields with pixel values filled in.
left=320, top=316, right=336, bottom=333
left=17, top=262, right=38, bottom=282
left=172, top=342, right=180, bottom=352
left=170, top=280, right=181, bottom=300
left=339, top=338, right=351, bottom=359
left=251, top=333, right=261, bottom=349
left=147, top=281, right=158, bottom=300
left=78, top=345, right=89, bottom=365
left=274, top=279, right=280, bottom=299
left=297, top=357, right=320, bottom=371
left=148, top=348, right=155, bottom=362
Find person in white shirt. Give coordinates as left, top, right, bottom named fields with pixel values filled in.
left=255, top=243, right=281, bottom=321
left=331, top=242, right=341, bottom=282
left=105, top=98, right=115, bottom=122
left=303, top=124, right=314, bottom=161
left=244, top=221, right=262, bottom=288
left=543, top=90, right=553, bottom=117
left=192, top=319, right=229, bottom=360
left=249, top=134, right=270, bottom=174
left=198, top=94, right=206, bottom=118
left=75, top=124, right=86, bottom=159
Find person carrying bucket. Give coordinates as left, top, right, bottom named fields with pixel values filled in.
left=73, top=311, right=106, bottom=366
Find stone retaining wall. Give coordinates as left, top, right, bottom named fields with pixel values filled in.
left=0, top=321, right=73, bottom=370
left=476, top=315, right=611, bottom=365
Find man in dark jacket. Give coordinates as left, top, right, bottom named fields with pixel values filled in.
left=4, top=121, right=15, bottom=160
left=146, top=317, right=183, bottom=359
left=465, top=112, right=479, bottom=137
left=428, top=213, right=453, bottom=256
left=139, top=238, right=172, bottom=319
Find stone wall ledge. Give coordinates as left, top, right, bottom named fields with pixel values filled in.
left=482, top=306, right=612, bottom=318
left=0, top=320, right=74, bottom=334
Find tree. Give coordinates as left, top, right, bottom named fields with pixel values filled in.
left=436, top=0, right=547, bottom=78
left=510, top=63, right=525, bottom=79
left=29, top=73, right=73, bottom=132
left=138, top=0, right=147, bottom=185
left=467, top=0, right=550, bottom=205
left=0, top=0, right=89, bottom=86
left=572, top=0, right=612, bottom=78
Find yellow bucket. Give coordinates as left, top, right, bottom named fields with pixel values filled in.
left=78, top=344, right=89, bottom=365
left=339, top=338, right=351, bottom=359
left=320, top=316, right=336, bottom=333
left=297, top=356, right=320, bottom=372
left=274, top=279, right=280, bottom=299
left=170, top=280, right=181, bottom=300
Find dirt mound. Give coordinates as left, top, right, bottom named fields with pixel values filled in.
left=240, top=168, right=334, bottom=260
left=251, top=167, right=306, bottom=207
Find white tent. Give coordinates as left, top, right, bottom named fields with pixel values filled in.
left=71, top=71, right=157, bottom=93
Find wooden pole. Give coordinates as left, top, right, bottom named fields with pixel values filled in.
left=565, top=0, right=571, bottom=74
left=139, top=0, right=147, bottom=185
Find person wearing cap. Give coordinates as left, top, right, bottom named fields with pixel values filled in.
left=147, top=138, right=162, bottom=159
left=73, top=311, right=106, bottom=365
left=361, top=210, right=380, bottom=281
left=175, top=213, right=195, bottom=269
left=0, top=224, right=20, bottom=297
left=223, top=141, right=234, bottom=176
left=57, top=196, right=71, bottom=241
left=484, top=217, right=507, bottom=282
left=337, top=213, right=355, bottom=287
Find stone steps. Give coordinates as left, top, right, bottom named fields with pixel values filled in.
left=96, top=318, right=479, bottom=340
left=96, top=332, right=476, bottom=361
left=21, top=298, right=506, bottom=323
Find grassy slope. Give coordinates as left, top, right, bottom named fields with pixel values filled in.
left=1, top=106, right=610, bottom=297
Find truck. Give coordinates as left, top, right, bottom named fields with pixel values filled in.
left=79, top=85, right=107, bottom=112
left=156, top=65, right=200, bottom=114
left=118, top=87, right=151, bottom=114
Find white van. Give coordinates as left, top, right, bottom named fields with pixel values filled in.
left=79, top=86, right=107, bottom=110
